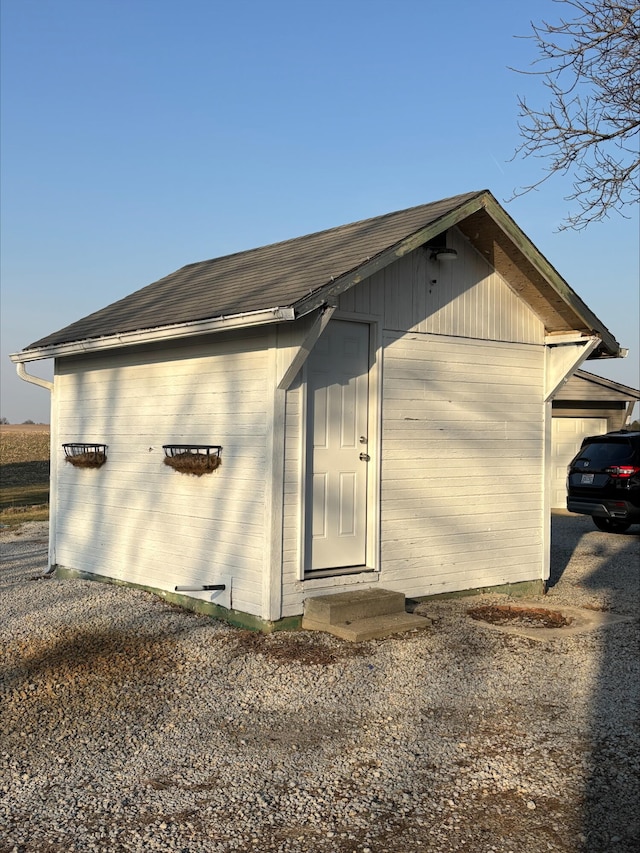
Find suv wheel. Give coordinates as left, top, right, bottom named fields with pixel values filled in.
left=593, top=517, right=631, bottom=534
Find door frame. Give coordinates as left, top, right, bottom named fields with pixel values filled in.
left=298, top=313, right=382, bottom=581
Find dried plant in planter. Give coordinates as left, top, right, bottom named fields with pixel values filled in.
left=63, top=443, right=108, bottom=469
left=163, top=445, right=222, bottom=476
left=66, top=451, right=108, bottom=469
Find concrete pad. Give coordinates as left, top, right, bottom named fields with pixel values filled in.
left=302, top=610, right=431, bottom=642
left=465, top=600, right=633, bottom=642
left=303, top=588, right=405, bottom=625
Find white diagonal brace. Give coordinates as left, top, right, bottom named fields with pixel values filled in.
left=277, top=304, right=336, bottom=390
left=545, top=336, right=600, bottom=402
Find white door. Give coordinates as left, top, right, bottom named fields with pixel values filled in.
left=551, top=417, right=607, bottom=509
left=305, top=321, right=370, bottom=572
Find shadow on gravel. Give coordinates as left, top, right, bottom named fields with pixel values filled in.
left=2, top=624, right=189, bottom=726
left=548, top=512, right=582, bottom=588
left=581, top=532, right=639, bottom=853
left=551, top=515, right=640, bottom=853
left=548, top=512, right=639, bottom=589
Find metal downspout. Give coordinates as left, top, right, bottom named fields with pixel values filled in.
left=15, top=362, right=54, bottom=391
left=14, top=361, right=55, bottom=574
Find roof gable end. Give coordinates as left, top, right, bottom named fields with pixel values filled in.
left=13, top=190, right=621, bottom=361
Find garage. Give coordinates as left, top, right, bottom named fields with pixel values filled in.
left=551, top=369, right=640, bottom=510
left=550, top=416, right=608, bottom=510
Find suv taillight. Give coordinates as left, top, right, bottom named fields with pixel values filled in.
left=605, top=465, right=640, bottom=478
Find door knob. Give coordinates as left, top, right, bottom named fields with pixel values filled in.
left=359, top=453, right=370, bottom=462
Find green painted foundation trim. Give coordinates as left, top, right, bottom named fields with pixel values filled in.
left=409, top=578, right=546, bottom=604
left=53, top=565, right=303, bottom=633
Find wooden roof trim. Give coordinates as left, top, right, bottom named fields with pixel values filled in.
left=480, top=195, right=620, bottom=357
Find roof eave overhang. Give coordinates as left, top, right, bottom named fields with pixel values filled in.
left=480, top=195, right=621, bottom=358
left=11, top=191, right=622, bottom=364
left=10, top=306, right=296, bottom=363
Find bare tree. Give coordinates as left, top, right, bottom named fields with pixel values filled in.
left=511, top=0, right=640, bottom=230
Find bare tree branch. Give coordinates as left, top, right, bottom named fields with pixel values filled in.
left=510, top=0, right=640, bottom=230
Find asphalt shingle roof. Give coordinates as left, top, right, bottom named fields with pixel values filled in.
left=27, top=191, right=483, bottom=349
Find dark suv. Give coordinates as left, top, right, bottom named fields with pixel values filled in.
left=567, top=430, right=640, bottom=532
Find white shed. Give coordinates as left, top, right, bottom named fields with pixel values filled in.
left=11, top=191, right=625, bottom=629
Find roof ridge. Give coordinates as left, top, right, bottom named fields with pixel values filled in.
left=175, top=190, right=488, bottom=272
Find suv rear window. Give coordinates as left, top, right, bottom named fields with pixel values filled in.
left=576, top=440, right=636, bottom=468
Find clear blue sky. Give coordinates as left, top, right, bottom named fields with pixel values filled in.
left=1, top=0, right=638, bottom=423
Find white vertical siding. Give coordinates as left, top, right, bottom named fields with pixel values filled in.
left=380, top=332, right=546, bottom=596
left=53, top=332, right=271, bottom=617
left=338, top=227, right=545, bottom=344
left=281, top=375, right=303, bottom=615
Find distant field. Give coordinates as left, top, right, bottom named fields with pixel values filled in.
left=0, top=425, right=50, bottom=526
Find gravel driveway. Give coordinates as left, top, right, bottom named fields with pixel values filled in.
left=1, top=515, right=638, bottom=853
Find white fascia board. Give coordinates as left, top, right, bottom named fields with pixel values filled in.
left=544, top=332, right=593, bottom=345
left=10, top=306, right=296, bottom=363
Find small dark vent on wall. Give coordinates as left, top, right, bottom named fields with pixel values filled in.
left=63, top=443, right=108, bottom=468
left=163, top=445, right=222, bottom=476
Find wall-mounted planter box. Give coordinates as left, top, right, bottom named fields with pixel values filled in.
left=163, top=445, right=222, bottom=476
left=63, top=443, right=108, bottom=468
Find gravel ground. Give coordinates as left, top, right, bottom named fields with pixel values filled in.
left=1, top=515, right=638, bottom=853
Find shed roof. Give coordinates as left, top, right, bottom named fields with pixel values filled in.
left=15, top=190, right=621, bottom=361
left=557, top=369, right=640, bottom=402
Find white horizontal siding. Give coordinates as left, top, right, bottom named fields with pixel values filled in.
left=53, top=333, right=271, bottom=617
left=379, top=331, right=546, bottom=596
left=283, top=331, right=545, bottom=616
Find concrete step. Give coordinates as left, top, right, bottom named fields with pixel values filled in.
left=302, top=588, right=431, bottom=641
left=302, top=610, right=430, bottom=642
left=303, top=588, right=405, bottom=625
